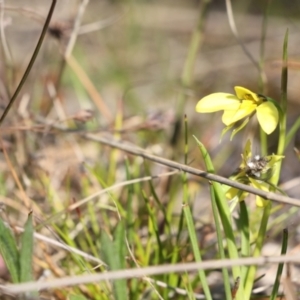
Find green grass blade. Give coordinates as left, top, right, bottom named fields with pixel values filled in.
left=270, top=228, right=288, bottom=300
left=144, top=161, right=171, bottom=236
left=244, top=201, right=272, bottom=299
left=285, top=115, right=300, bottom=149
left=183, top=204, right=212, bottom=300
left=210, top=188, right=232, bottom=300
left=142, top=190, right=164, bottom=264
left=70, top=295, right=88, bottom=300
left=193, top=136, right=244, bottom=298
left=238, top=201, right=250, bottom=289
left=124, top=158, right=134, bottom=243
left=100, top=222, right=128, bottom=300
left=19, top=212, right=36, bottom=285
left=0, top=218, right=20, bottom=283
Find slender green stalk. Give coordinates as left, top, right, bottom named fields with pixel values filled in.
left=194, top=136, right=244, bottom=299
left=142, top=191, right=164, bottom=264
left=0, top=218, right=19, bottom=283
left=244, top=29, right=289, bottom=300
left=210, top=188, right=232, bottom=300
left=276, top=29, right=289, bottom=159
left=183, top=205, right=212, bottom=300
left=239, top=201, right=250, bottom=289
left=258, top=0, right=272, bottom=155
left=270, top=229, right=288, bottom=300
left=124, top=159, right=134, bottom=243
left=0, top=0, right=57, bottom=126
left=244, top=201, right=271, bottom=298
left=177, top=0, right=210, bottom=116
left=285, top=115, right=300, bottom=148
left=108, top=105, right=123, bottom=184
left=258, top=0, right=271, bottom=94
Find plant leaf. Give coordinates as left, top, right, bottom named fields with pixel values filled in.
left=0, top=218, right=20, bottom=283
left=100, top=222, right=127, bottom=300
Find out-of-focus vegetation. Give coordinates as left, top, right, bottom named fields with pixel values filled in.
left=0, top=0, right=299, bottom=299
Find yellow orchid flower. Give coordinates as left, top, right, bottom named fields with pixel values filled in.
left=196, top=86, right=279, bottom=137
left=225, top=140, right=284, bottom=207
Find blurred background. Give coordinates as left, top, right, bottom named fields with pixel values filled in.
left=1, top=0, right=300, bottom=297
left=4, top=0, right=299, bottom=186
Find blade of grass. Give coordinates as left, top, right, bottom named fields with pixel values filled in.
left=0, top=218, right=19, bottom=283
left=19, top=212, right=34, bottom=282
left=142, top=190, right=164, bottom=264
left=108, top=101, right=123, bottom=184
left=100, top=222, right=128, bottom=300
left=285, top=116, right=300, bottom=148
left=19, top=212, right=38, bottom=298
left=192, top=113, right=232, bottom=300
left=193, top=136, right=244, bottom=299
left=124, top=158, right=134, bottom=244
left=144, top=161, right=171, bottom=237
left=210, top=188, right=232, bottom=300
left=170, top=116, right=189, bottom=292
left=238, top=201, right=250, bottom=290
left=270, top=228, right=288, bottom=300
left=70, top=295, right=88, bottom=300
left=244, top=201, right=271, bottom=299
left=182, top=204, right=212, bottom=300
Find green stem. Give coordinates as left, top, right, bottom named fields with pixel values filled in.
left=211, top=188, right=232, bottom=300
left=258, top=0, right=272, bottom=155
left=270, top=229, right=288, bottom=300
left=273, top=29, right=288, bottom=184
left=243, top=201, right=271, bottom=298
left=244, top=29, right=288, bottom=300
left=177, top=0, right=210, bottom=115
left=285, top=115, right=300, bottom=149
left=0, top=0, right=57, bottom=126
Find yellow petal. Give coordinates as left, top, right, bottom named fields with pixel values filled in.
left=256, top=101, right=279, bottom=134
left=195, top=93, right=240, bottom=113
left=240, top=139, right=252, bottom=168
left=222, top=101, right=256, bottom=125
left=225, top=187, right=239, bottom=199
left=255, top=196, right=269, bottom=208
left=234, top=86, right=260, bottom=102
left=248, top=178, right=270, bottom=207
left=226, top=187, right=248, bottom=201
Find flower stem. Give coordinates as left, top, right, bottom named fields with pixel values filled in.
left=177, top=0, right=210, bottom=116
left=243, top=201, right=271, bottom=298
left=258, top=1, right=272, bottom=156
left=244, top=29, right=288, bottom=300
left=273, top=29, right=288, bottom=183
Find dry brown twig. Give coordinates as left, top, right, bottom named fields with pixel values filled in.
left=3, top=253, right=300, bottom=294
left=82, top=133, right=300, bottom=207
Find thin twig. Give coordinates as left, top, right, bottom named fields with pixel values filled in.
left=225, top=0, right=260, bottom=72
left=3, top=254, right=300, bottom=294
left=64, top=0, right=89, bottom=59
left=38, top=170, right=178, bottom=227
left=83, top=133, right=300, bottom=207
left=66, top=55, right=113, bottom=122
left=0, top=0, right=57, bottom=126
